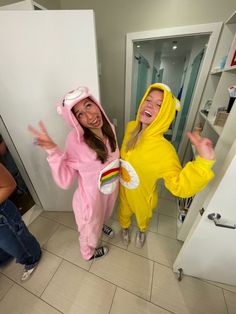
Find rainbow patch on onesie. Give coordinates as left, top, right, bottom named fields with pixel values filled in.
left=100, top=167, right=119, bottom=187
left=98, top=159, right=120, bottom=194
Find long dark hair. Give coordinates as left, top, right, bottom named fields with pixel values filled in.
left=81, top=111, right=117, bottom=163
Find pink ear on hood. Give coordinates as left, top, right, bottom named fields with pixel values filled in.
left=55, top=86, right=92, bottom=129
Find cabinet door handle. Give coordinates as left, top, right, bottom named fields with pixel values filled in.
left=207, top=213, right=236, bottom=229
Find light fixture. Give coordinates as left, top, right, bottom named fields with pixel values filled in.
left=172, top=40, right=177, bottom=50
left=137, top=45, right=140, bottom=48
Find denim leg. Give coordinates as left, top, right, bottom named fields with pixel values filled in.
left=0, top=200, right=41, bottom=269
left=0, top=247, right=13, bottom=265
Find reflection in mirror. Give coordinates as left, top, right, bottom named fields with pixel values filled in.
left=131, top=35, right=209, bottom=150
left=0, top=123, right=35, bottom=215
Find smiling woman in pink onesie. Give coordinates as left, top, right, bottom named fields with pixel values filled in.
left=29, top=87, right=120, bottom=260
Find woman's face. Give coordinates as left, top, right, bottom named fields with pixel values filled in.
left=73, top=97, right=103, bottom=130
left=139, top=90, right=164, bottom=126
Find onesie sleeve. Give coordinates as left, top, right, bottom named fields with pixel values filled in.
left=162, top=154, right=215, bottom=198
left=46, top=146, right=76, bottom=190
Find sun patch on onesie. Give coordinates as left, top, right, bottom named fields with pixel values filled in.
left=120, top=159, right=140, bottom=189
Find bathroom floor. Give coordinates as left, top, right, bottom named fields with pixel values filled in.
left=0, top=185, right=236, bottom=314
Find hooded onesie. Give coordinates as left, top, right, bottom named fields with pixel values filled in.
left=46, top=87, right=119, bottom=260
left=119, top=83, right=215, bottom=232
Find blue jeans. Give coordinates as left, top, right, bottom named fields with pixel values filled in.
left=0, top=199, right=41, bottom=269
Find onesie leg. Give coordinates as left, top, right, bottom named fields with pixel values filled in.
left=118, top=188, right=133, bottom=229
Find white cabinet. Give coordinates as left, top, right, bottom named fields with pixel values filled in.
left=177, top=11, right=236, bottom=241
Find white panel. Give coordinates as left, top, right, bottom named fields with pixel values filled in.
left=174, top=141, right=236, bottom=285
left=0, top=10, right=99, bottom=210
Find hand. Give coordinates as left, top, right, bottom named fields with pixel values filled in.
left=187, top=131, right=215, bottom=161
left=28, top=121, right=57, bottom=150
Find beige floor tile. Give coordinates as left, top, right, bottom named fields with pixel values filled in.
left=148, top=212, right=159, bottom=233
left=28, top=216, right=60, bottom=246
left=205, top=279, right=236, bottom=293
left=110, top=287, right=171, bottom=314
left=151, top=263, right=228, bottom=314
left=111, top=202, right=119, bottom=221
left=157, top=214, right=177, bottom=239
left=42, top=260, right=115, bottom=314
left=158, top=198, right=177, bottom=218
left=90, top=245, right=153, bottom=300
left=1, top=250, right=62, bottom=296
left=102, top=219, right=127, bottom=249
left=43, top=225, right=92, bottom=270
left=128, top=229, right=182, bottom=267
left=224, top=290, right=236, bottom=314
left=0, top=274, right=14, bottom=301
left=41, top=210, right=77, bottom=230
left=0, top=284, right=61, bottom=314
left=159, top=188, right=176, bottom=202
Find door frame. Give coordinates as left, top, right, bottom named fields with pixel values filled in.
left=124, top=22, right=222, bottom=158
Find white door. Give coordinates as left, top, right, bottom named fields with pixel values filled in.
left=0, top=10, right=99, bottom=211
left=174, top=139, right=236, bottom=285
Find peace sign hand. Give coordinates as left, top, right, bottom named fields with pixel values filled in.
left=28, top=121, right=57, bottom=150
left=187, top=131, right=215, bottom=161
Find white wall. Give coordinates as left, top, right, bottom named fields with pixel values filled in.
left=60, top=0, right=236, bottom=144
left=160, top=56, right=185, bottom=96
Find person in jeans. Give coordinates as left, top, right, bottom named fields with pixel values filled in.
left=0, top=163, right=41, bottom=281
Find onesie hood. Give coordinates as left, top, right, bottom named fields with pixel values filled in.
left=56, top=86, right=112, bottom=142
left=136, top=83, right=181, bottom=137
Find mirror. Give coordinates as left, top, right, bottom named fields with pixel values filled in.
left=0, top=116, right=40, bottom=215
left=130, top=35, right=209, bottom=150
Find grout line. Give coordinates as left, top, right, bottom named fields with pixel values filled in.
left=108, top=285, right=117, bottom=314
left=149, top=261, right=154, bottom=302
left=39, top=214, right=77, bottom=231
left=39, top=213, right=181, bottom=269
left=0, top=276, right=15, bottom=302
left=40, top=223, right=61, bottom=249
left=39, top=257, right=63, bottom=298
left=42, top=247, right=92, bottom=271
left=0, top=280, right=64, bottom=313
left=222, top=289, right=230, bottom=314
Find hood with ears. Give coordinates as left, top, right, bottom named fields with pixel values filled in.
left=56, top=86, right=112, bottom=142
left=136, top=83, right=181, bottom=137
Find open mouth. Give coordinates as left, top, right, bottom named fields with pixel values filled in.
left=90, top=117, right=100, bottom=127
left=144, top=110, right=152, bottom=117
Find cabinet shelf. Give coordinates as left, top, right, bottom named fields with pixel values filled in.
left=206, top=117, right=223, bottom=136
left=210, top=69, right=224, bottom=75
left=199, top=110, right=208, bottom=121
left=224, top=65, right=236, bottom=72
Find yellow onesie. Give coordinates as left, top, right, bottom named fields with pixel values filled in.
left=119, top=83, right=215, bottom=232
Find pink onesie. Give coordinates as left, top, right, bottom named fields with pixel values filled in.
left=46, top=87, right=119, bottom=260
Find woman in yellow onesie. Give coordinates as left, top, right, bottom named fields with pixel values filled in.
left=119, top=83, right=215, bottom=248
